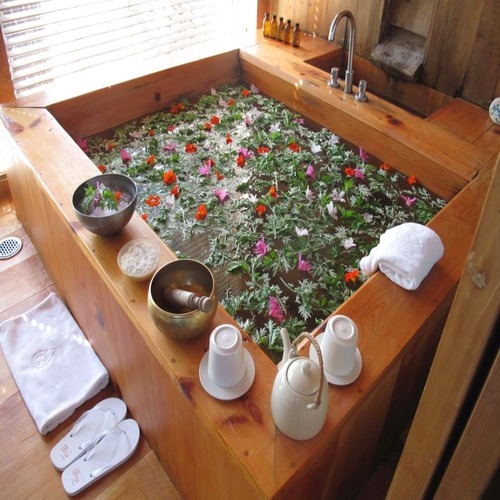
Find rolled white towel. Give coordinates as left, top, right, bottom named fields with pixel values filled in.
left=359, top=223, right=444, bottom=290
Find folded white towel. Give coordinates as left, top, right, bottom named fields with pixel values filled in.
left=0, top=292, right=109, bottom=434
left=359, top=223, right=444, bottom=290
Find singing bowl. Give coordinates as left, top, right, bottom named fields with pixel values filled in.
left=148, top=259, right=217, bottom=340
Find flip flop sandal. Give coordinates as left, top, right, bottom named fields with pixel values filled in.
left=61, top=419, right=140, bottom=496
left=50, top=397, right=127, bottom=471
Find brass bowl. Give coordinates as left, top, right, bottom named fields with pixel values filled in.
left=148, top=259, right=217, bottom=340
left=72, top=173, right=137, bottom=236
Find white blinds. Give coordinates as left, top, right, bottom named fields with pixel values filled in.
left=0, top=0, right=256, bottom=97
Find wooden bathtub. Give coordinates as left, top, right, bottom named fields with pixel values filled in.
left=0, top=33, right=496, bottom=499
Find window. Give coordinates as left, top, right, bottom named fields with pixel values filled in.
left=0, top=0, right=257, bottom=98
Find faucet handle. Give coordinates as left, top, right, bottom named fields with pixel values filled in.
left=328, top=67, right=340, bottom=88
left=355, top=79, right=368, bottom=102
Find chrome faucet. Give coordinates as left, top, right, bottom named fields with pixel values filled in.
left=328, top=10, right=356, bottom=94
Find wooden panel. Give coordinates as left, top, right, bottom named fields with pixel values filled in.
left=388, top=0, right=436, bottom=38
left=388, top=155, right=500, bottom=498
left=462, top=0, right=500, bottom=108
left=0, top=27, right=14, bottom=104
left=423, top=0, right=485, bottom=96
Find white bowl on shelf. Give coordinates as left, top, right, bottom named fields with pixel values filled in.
left=117, top=238, right=160, bottom=282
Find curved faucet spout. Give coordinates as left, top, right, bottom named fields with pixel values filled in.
left=328, top=10, right=356, bottom=94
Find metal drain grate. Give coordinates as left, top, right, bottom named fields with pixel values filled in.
left=0, top=237, right=23, bottom=260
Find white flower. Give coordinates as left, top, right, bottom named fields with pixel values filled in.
left=295, top=227, right=309, bottom=237
left=310, top=142, right=322, bottom=154
left=330, top=134, right=340, bottom=145
left=211, top=88, right=217, bottom=96
left=342, top=237, right=356, bottom=250
left=164, top=194, right=175, bottom=209
left=305, top=187, right=314, bottom=201
left=242, top=193, right=258, bottom=203
left=363, top=213, right=373, bottom=223
left=250, top=84, right=259, bottom=94
left=218, top=97, right=227, bottom=107
left=331, top=189, right=345, bottom=202
left=269, top=123, right=281, bottom=133
left=326, top=201, right=338, bottom=219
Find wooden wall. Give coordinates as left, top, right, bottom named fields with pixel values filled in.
left=265, top=0, right=499, bottom=109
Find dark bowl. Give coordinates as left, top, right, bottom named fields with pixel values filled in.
left=148, top=259, right=217, bottom=340
left=72, top=173, right=138, bottom=235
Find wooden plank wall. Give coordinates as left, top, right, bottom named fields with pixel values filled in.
left=267, top=0, right=499, bottom=108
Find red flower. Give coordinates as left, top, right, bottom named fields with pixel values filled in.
left=210, top=115, right=220, bottom=125
left=170, top=185, right=180, bottom=198
left=149, top=129, right=155, bottom=136
left=227, top=98, right=235, bottom=106
left=205, top=158, right=215, bottom=168
left=204, top=122, right=212, bottom=132
left=344, top=270, right=359, bottom=283
left=170, top=103, right=185, bottom=114
left=345, top=167, right=356, bottom=177
left=195, top=204, right=207, bottom=221
left=236, top=154, right=246, bottom=167
left=269, top=186, right=277, bottom=198
left=215, top=170, right=224, bottom=181
left=141, top=213, right=148, bottom=220
left=255, top=204, right=267, bottom=217
left=258, top=145, right=270, bottom=154
left=408, top=175, right=417, bottom=185
left=146, top=154, right=156, bottom=165
left=115, top=191, right=122, bottom=202
left=163, top=170, right=177, bottom=185
left=185, top=143, right=197, bottom=154
left=241, top=89, right=251, bottom=97
left=168, top=125, right=175, bottom=132
left=288, top=141, right=300, bottom=153
left=226, top=133, right=232, bottom=144
left=106, top=142, right=116, bottom=152
left=97, top=164, right=106, bottom=173
left=380, top=162, right=391, bottom=172
left=145, top=195, right=160, bottom=207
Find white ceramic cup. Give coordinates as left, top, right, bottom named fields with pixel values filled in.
left=207, top=324, right=246, bottom=388
left=321, top=315, right=358, bottom=376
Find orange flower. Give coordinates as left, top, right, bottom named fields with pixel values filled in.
left=149, top=129, right=155, bottom=136
left=380, top=162, right=391, bottom=171
left=345, top=167, right=356, bottom=176
left=408, top=175, right=417, bottom=185
left=288, top=141, right=300, bottom=152
left=255, top=204, right=267, bottom=217
left=344, top=270, right=359, bottom=283
left=258, top=145, right=270, bottom=154
left=241, top=89, right=251, bottom=97
left=269, top=186, right=277, bottom=198
left=106, top=142, right=116, bottom=152
left=227, top=98, right=235, bottom=106
left=170, top=185, right=180, bottom=198
left=210, top=115, right=220, bottom=125
left=97, top=164, right=106, bottom=173
left=204, top=122, right=212, bottom=132
left=170, top=103, right=185, bottom=114
left=226, top=133, right=232, bottom=144
left=141, top=213, right=148, bottom=221
left=185, top=143, right=197, bottom=154
left=163, top=169, right=177, bottom=185
left=146, top=154, right=156, bottom=165
left=236, top=154, right=246, bottom=167
left=195, top=204, right=207, bottom=221
left=115, top=191, right=121, bottom=202
left=145, top=195, right=160, bottom=207
left=215, top=170, right=224, bottom=181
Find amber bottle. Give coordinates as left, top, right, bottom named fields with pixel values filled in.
left=270, top=15, right=278, bottom=38
left=284, top=19, right=293, bottom=44
left=277, top=17, right=285, bottom=41
left=263, top=13, right=271, bottom=37
left=292, top=23, right=301, bottom=47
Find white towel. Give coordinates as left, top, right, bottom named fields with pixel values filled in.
left=0, top=292, right=109, bottom=435
left=359, top=223, right=444, bottom=291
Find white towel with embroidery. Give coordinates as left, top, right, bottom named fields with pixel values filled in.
left=359, top=223, right=444, bottom=290
left=0, top=292, right=109, bottom=435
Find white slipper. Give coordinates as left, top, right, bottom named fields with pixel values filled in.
left=50, top=397, right=127, bottom=471
left=61, top=419, right=140, bottom=496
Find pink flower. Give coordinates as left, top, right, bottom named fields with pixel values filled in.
left=254, top=236, right=268, bottom=257
left=354, top=165, right=365, bottom=179
left=238, top=147, right=253, bottom=159
left=163, top=142, right=176, bottom=152
left=298, top=253, right=312, bottom=273
left=306, top=164, right=316, bottom=179
left=244, top=114, right=252, bottom=127
left=120, top=149, right=131, bottom=163
left=198, top=164, right=211, bottom=176
left=76, top=138, right=89, bottom=153
left=214, top=188, right=228, bottom=203
left=359, top=147, right=369, bottom=163
left=401, top=195, right=417, bottom=207
left=269, top=296, right=285, bottom=322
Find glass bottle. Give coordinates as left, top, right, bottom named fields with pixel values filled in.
left=270, top=15, right=278, bottom=39
left=293, top=23, right=301, bottom=47
left=263, top=13, right=271, bottom=37
left=277, top=17, right=285, bottom=41
left=284, top=19, right=293, bottom=44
